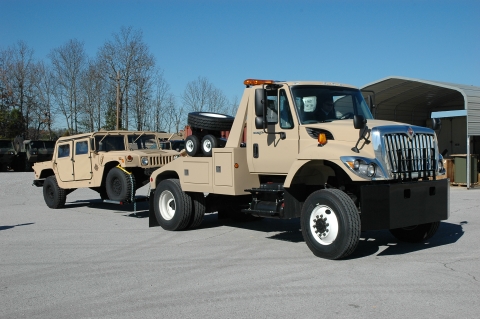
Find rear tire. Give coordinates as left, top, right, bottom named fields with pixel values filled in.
left=43, top=176, right=66, bottom=209
left=201, top=134, right=218, bottom=157
left=187, top=192, right=206, bottom=229
left=154, top=179, right=192, bottom=231
left=105, top=167, right=136, bottom=202
left=389, top=222, right=440, bottom=243
left=301, top=189, right=360, bottom=260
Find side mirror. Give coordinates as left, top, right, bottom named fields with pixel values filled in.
left=353, top=115, right=367, bottom=129
left=432, top=118, right=441, bottom=130
left=255, top=88, right=266, bottom=129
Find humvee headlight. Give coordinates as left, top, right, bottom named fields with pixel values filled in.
left=8, top=151, right=14, bottom=155
left=32, top=151, right=37, bottom=155
left=173, top=155, right=180, bottom=160
left=141, top=157, right=149, bottom=166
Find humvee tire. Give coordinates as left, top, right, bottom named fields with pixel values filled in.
left=185, top=135, right=200, bottom=157
left=187, top=112, right=235, bottom=131
left=389, top=222, right=440, bottom=243
left=105, top=167, right=136, bottom=202
left=154, top=179, right=192, bottom=231
left=43, top=176, right=66, bottom=209
left=201, top=134, right=218, bottom=157
left=301, top=189, right=360, bottom=260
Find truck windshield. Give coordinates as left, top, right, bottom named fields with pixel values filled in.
left=127, top=134, right=158, bottom=149
left=291, top=86, right=373, bottom=124
left=30, top=141, right=55, bottom=149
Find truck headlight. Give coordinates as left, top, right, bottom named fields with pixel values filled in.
left=341, top=156, right=386, bottom=180
left=437, top=154, right=446, bottom=175
left=141, top=157, right=149, bottom=166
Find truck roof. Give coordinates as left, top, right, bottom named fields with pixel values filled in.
left=244, top=79, right=358, bottom=89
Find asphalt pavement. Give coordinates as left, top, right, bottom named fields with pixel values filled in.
left=1, top=172, right=479, bottom=318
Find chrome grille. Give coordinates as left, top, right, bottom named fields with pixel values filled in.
left=384, top=133, right=436, bottom=179
left=149, top=155, right=173, bottom=167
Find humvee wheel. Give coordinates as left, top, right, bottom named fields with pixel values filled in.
left=301, top=189, right=360, bottom=260
left=105, top=167, right=136, bottom=202
left=201, top=134, right=218, bottom=157
left=389, top=222, right=440, bottom=243
left=185, top=135, right=200, bottom=157
left=154, top=179, right=192, bottom=231
left=43, top=176, right=66, bottom=209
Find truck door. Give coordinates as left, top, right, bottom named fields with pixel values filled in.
left=55, top=141, right=74, bottom=182
left=73, top=139, right=92, bottom=181
left=250, top=88, right=299, bottom=173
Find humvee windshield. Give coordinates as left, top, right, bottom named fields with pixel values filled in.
left=0, top=141, right=12, bottom=148
left=127, top=134, right=158, bottom=149
left=291, top=86, right=373, bottom=124
left=30, top=141, right=55, bottom=149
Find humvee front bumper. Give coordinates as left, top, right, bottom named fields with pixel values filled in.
left=360, top=179, right=449, bottom=230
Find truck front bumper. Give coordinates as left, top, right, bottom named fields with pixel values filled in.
left=360, top=179, right=449, bottom=230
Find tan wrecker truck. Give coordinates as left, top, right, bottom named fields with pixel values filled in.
left=33, top=131, right=182, bottom=209
left=148, top=79, right=449, bottom=260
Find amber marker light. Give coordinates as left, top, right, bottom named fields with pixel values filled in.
left=318, top=133, right=328, bottom=146
left=126, top=155, right=133, bottom=162
left=234, top=163, right=239, bottom=168
left=244, top=79, right=275, bottom=86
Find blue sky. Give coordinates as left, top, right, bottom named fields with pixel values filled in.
left=1, top=0, right=479, bottom=102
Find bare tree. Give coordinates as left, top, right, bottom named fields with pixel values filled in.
left=49, top=39, right=87, bottom=134
left=80, top=58, right=106, bottom=132
left=1, top=41, right=36, bottom=138
left=149, top=70, right=170, bottom=132
left=182, top=76, right=228, bottom=114
left=97, top=26, right=155, bottom=130
left=31, top=61, right=55, bottom=139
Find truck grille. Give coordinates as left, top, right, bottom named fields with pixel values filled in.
left=149, top=155, right=174, bottom=167
left=384, top=133, right=436, bottom=179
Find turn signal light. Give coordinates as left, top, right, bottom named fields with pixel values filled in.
left=126, top=155, right=133, bottom=162
left=318, top=133, right=328, bottom=146
left=244, top=79, right=275, bottom=86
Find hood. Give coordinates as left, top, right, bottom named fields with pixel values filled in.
left=303, top=119, right=408, bottom=142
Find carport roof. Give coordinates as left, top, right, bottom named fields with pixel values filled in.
left=361, top=76, right=480, bottom=135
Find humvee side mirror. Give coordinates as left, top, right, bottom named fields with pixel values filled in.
left=432, top=118, right=441, bottom=130
left=353, top=115, right=366, bottom=130
left=255, top=89, right=266, bottom=129
left=90, top=138, right=96, bottom=151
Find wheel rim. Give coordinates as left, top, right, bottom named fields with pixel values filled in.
left=186, top=139, right=194, bottom=152
left=112, top=177, right=122, bottom=196
left=46, top=184, right=54, bottom=201
left=309, top=204, right=339, bottom=245
left=203, top=139, right=212, bottom=152
left=159, top=190, right=175, bottom=220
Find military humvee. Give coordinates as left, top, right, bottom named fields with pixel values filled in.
left=0, top=139, right=15, bottom=172
left=33, top=131, right=181, bottom=209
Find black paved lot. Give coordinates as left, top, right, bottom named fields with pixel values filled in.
left=1, top=172, right=478, bottom=318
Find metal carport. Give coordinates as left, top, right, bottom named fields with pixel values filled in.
left=361, top=76, right=480, bottom=189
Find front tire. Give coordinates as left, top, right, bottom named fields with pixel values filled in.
left=301, top=189, right=360, bottom=260
left=43, top=176, right=66, bottom=209
left=389, top=222, right=440, bottom=243
left=105, top=167, right=136, bottom=202
left=154, top=179, right=192, bottom=231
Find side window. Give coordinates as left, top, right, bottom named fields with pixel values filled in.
left=58, top=144, right=70, bottom=158
left=75, top=141, right=89, bottom=155
left=279, top=90, right=294, bottom=129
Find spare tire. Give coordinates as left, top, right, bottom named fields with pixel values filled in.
left=188, top=112, right=234, bottom=131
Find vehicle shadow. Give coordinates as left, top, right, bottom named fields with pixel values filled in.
left=198, top=216, right=465, bottom=258
left=0, top=222, right=35, bottom=231
left=65, top=198, right=149, bottom=217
